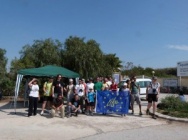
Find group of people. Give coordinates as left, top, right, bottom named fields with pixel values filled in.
left=27, top=74, right=161, bottom=119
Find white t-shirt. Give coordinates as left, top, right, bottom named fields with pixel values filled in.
left=107, top=81, right=112, bottom=86
left=86, top=83, right=94, bottom=92
left=75, top=84, right=85, bottom=96
left=29, top=84, right=39, bottom=97
left=148, top=82, right=160, bottom=94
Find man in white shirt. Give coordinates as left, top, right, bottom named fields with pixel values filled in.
left=86, top=78, right=94, bottom=93
left=75, top=79, right=85, bottom=113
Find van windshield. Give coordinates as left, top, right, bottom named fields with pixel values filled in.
left=137, top=81, right=151, bottom=88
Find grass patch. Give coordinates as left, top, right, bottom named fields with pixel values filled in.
left=157, top=95, right=188, bottom=118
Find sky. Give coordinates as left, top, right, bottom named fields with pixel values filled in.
left=0, top=0, right=188, bottom=70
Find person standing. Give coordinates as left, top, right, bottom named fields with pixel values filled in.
left=40, top=76, right=53, bottom=115
left=102, top=78, right=110, bottom=91
left=121, top=83, right=130, bottom=117
left=86, top=78, right=94, bottom=93
left=86, top=88, right=96, bottom=116
left=66, top=79, right=75, bottom=103
left=110, top=79, right=118, bottom=91
left=75, top=78, right=85, bottom=113
left=130, top=76, right=142, bottom=115
left=94, top=77, right=103, bottom=92
left=146, top=76, right=160, bottom=119
left=52, top=74, right=64, bottom=99
left=28, top=78, right=40, bottom=117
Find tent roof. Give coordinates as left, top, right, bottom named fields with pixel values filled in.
left=18, top=65, right=79, bottom=78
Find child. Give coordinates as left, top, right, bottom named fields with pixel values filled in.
left=86, top=88, right=96, bottom=116
left=121, top=83, right=130, bottom=117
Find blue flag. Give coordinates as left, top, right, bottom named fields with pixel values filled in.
left=96, top=90, right=130, bottom=114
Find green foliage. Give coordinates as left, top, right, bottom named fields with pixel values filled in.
left=0, top=49, right=14, bottom=96
left=0, top=48, right=8, bottom=77
left=121, top=64, right=177, bottom=78
left=63, top=36, right=122, bottom=79
left=158, top=95, right=188, bottom=118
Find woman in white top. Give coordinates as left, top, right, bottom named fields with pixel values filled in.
left=146, top=76, right=160, bottom=119
left=28, top=78, right=40, bottom=117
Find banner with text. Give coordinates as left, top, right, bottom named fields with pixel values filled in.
left=96, top=91, right=130, bottom=114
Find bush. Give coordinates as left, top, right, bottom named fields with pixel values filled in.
left=158, top=95, right=188, bottom=118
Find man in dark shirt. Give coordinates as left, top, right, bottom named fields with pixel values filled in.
left=51, top=94, right=65, bottom=118
left=67, top=94, right=81, bottom=117
left=52, top=74, right=64, bottom=98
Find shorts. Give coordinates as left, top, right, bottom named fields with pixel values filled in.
left=43, top=96, right=53, bottom=102
left=147, top=94, right=158, bottom=103
left=130, top=93, right=141, bottom=105
left=88, top=102, right=95, bottom=107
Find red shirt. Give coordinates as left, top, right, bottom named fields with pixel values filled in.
left=110, top=83, right=117, bottom=91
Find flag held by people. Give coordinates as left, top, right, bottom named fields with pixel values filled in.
left=96, top=90, right=130, bottom=114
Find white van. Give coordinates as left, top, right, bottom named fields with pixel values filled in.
left=118, top=78, right=152, bottom=99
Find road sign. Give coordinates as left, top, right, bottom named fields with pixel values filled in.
left=177, top=61, right=188, bottom=76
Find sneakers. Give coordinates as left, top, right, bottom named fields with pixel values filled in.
left=67, top=113, right=72, bottom=118
left=90, top=112, right=93, bottom=116
left=40, top=111, right=44, bottom=116
left=139, top=111, right=143, bottom=115
left=75, top=112, right=78, bottom=117
left=146, top=109, right=149, bottom=115
left=132, top=110, right=134, bottom=114
left=152, top=114, right=157, bottom=119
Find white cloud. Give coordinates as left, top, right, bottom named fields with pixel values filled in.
left=168, top=45, right=188, bottom=51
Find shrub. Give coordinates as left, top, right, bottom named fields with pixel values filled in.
left=158, top=95, right=188, bottom=118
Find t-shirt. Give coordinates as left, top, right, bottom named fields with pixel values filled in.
left=102, top=83, right=110, bottom=90
left=107, top=81, right=112, bottom=86
left=131, top=82, right=139, bottom=94
left=43, top=82, right=53, bottom=96
left=71, top=98, right=80, bottom=108
left=148, top=82, right=160, bottom=94
left=67, top=84, right=75, bottom=94
left=110, top=83, right=118, bottom=91
left=29, top=84, right=39, bottom=97
left=75, top=84, right=85, bottom=96
left=94, top=82, right=103, bottom=91
left=87, top=92, right=95, bottom=102
left=86, top=83, right=94, bottom=92
left=53, top=81, right=64, bottom=94
left=53, top=98, right=63, bottom=108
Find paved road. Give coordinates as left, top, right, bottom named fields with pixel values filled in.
left=0, top=93, right=187, bottom=140
left=79, top=120, right=188, bottom=140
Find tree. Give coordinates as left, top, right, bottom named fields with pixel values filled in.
left=0, top=48, right=14, bottom=96
left=103, top=54, right=122, bottom=72
left=10, top=38, right=62, bottom=72
left=63, top=36, right=104, bottom=79
left=0, top=48, right=7, bottom=77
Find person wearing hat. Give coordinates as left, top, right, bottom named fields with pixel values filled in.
left=146, top=76, right=160, bottom=119
left=122, top=83, right=130, bottom=91
left=28, top=78, right=40, bottom=117
left=121, top=83, right=130, bottom=117
left=40, top=76, right=54, bottom=116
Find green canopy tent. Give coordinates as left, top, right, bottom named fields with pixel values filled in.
left=18, top=65, right=80, bottom=78
left=14, top=65, right=79, bottom=113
